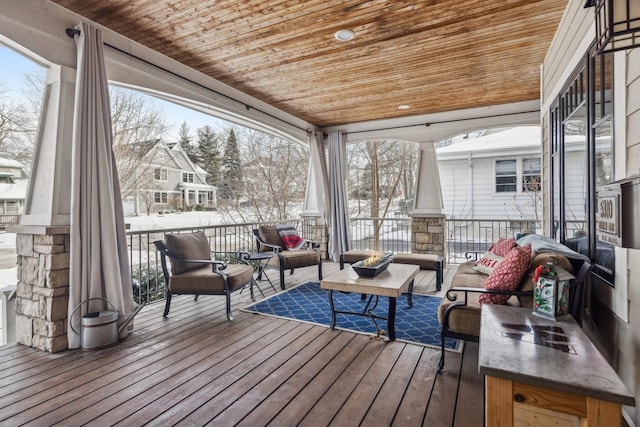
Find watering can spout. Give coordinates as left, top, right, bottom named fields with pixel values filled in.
left=119, top=303, right=145, bottom=333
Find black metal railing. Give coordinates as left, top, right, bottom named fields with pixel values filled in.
left=126, top=220, right=301, bottom=305
left=349, top=217, right=412, bottom=253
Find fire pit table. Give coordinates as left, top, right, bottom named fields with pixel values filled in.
left=320, top=263, right=419, bottom=341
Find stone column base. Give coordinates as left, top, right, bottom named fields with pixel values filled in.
left=410, top=215, right=446, bottom=265
left=10, top=225, right=70, bottom=353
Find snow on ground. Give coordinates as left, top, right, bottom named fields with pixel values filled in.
left=0, top=212, right=231, bottom=286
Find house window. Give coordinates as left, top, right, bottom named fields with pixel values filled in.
left=154, top=192, right=168, bottom=203
left=182, top=172, right=194, bottom=183
left=495, top=160, right=517, bottom=192
left=549, top=45, right=614, bottom=287
left=522, top=158, right=541, bottom=192
left=154, top=169, right=168, bottom=181
left=157, top=152, right=165, bottom=160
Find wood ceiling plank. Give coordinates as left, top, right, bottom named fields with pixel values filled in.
left=51, top=0, right=567, bottom=127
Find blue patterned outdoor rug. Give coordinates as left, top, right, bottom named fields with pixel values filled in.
left=243, top=281, right=462, bottom=352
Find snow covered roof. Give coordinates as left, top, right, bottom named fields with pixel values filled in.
left=0, top=157, right=25, bottom=169
left=0, top=179, right=28, bottom=199
left=436, top=126, right=541, bottom=160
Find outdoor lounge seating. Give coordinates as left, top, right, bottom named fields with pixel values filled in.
left=154, top=231, right=254, bottom=321
left=437, top=234, right=591, bottom=372
left=253, top=225, right=322, bottom=290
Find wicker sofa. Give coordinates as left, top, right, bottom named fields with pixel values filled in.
left=437, top=234, right=591, bottom=371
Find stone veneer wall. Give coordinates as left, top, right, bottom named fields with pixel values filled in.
left=301, top=215, right=329, bottom=260
left=411, top=215, right=446, bottom=264
left=15, top=232, right=70, bottom=353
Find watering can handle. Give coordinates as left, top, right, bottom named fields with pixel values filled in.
left=69, top=297, right=116, bottom=336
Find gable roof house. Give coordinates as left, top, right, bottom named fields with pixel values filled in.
left=122, top=140, right=216, bottom=216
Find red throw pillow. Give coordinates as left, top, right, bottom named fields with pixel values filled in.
left=479, top=244, right=532, bottom=305
left=488, top=237, right=516, bottom=257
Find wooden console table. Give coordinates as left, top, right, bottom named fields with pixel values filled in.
left=479, top=305, right=634, bottom=426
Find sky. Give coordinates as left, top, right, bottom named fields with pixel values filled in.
left=0, top=45, right=225, bottom=142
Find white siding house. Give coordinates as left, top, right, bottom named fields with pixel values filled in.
left=436, top=126, right=587, bottom=235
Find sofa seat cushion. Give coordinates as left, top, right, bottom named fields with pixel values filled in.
left=451, top=262, right=488, bottom=288
left=438, top=291, right=483, bottom=337
left=268, top=249, right=320, bottom=269
left=169, top=264, right=253, bottom=293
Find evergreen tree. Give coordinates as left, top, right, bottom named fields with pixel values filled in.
left=219, top=128, right=244, bottom=202
left=177, top=121, right=199, bottom=164
left=196, top=125, right=222, bottom=187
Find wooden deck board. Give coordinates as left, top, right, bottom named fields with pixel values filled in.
left=0, top=262, right=485, bottom=426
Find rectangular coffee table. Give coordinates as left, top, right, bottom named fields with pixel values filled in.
left=320, top=263, right=419, bottom=341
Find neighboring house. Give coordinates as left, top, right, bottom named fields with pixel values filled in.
left=122, top=141, right=217, bottom=216
left=0, top=157, right=28, bottom=215
left=436, top=126, right=588, bottom=235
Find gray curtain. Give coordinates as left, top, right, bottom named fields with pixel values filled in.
left=68, top=23, right=135, bottom=349
left=327, top=132, right=351, bottom=261
left=306, top=130, right=330, bottom=222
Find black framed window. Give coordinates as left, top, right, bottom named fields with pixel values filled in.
left=549, top=44, right=614, bottom=286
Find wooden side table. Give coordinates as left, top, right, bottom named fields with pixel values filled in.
left=479, top=305, right=634, bottom=426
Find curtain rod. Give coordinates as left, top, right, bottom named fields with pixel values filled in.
left=66, top=28, right=310, bottom=134
left=346, top=109, right=540, bottom=135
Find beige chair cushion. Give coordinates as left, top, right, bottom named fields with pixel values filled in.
left=165, top=231, right=211, bottom=274
left=268, top=250, right=320, bottom=269
left=451, top=262, right=487, bottom=288
left=169, top=264, right=253, bottom=293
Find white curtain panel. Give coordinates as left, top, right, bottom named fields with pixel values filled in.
left=327, top=132, right=351, bottom=261
left=68, top=23, right=135, bottom=349
left=304, top=130, right=330, bottom=221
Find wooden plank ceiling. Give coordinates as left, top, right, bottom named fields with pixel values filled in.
left=51, top=0, right=567, bottom=128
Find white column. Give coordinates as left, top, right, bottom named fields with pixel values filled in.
left=412, top=142, right=445, bottom=215
left=20, top=65, right=75, bottom=227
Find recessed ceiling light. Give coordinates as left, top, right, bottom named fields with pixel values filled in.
left=334, top=29, right=355, bottom=41
left=398, top=105, right=411, bottom=110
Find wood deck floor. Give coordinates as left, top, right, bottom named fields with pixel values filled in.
left=0, top=262, right=484, bottom=426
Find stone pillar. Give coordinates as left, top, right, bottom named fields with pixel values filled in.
left=9, top=65, right=76, bottom=352
left=411, top=141, right=447, bottom=263
left=13, top=226, right=70, bottom=353
left=411, top=215, right=446, bottom=263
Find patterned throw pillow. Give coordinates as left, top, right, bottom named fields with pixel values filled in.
left=473, top=251, right=504, bottom=275
left=275, top=224, right=305, bottom=250
left=488, top=237, right=516, bottom=257
left=479, top=244, right=532, bottom=305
